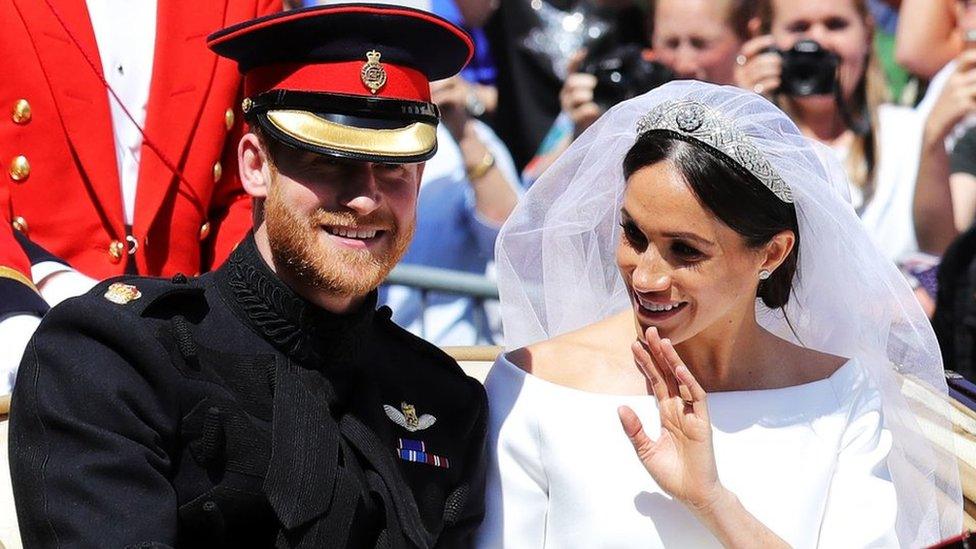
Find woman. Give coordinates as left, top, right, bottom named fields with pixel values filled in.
left=736, top=0, right=922, bottom=263
left=475, top=81, right=961, bottom=547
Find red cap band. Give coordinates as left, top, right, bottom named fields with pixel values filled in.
left=244, top=61, right=431, bottom=102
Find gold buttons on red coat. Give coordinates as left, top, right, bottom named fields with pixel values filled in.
left=12, top=99, right=31, bottom=124
left=108, top=240, right=125, bottom=264
left=11, top=216, right=27, bottom=234
left=9, top=156, right=30, bottom=182
left=199, top=221, right=211, bottom=241
left=212, top=161, right=222, bottom=183
left=224, top=108, right=235, bottom=130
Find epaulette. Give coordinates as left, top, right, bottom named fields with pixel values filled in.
left=374, top=305, right=467, bottom=378
left=92, top=273, right=207, bottom=320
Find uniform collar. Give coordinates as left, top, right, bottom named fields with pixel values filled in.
left=216, top=233, right=377, bottom=365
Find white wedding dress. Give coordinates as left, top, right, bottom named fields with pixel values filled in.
left=474, top=354, right=899, bottom=549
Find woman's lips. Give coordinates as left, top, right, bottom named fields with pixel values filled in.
left=634, top=296, right=688, bottom=323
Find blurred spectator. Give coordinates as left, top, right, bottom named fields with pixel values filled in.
left=432, top=0, right=500, bottom=117
left=1, top=1, right=278, bottom=282
left=380, top=76, right=521, bottom=344
left=524, top=0, right=754, bottom=184
left=869, top=0, right=915, bottom=103
left=913, top=2, right=976, bottom=255
left=896, top=0, right=962, bottom=80
left=485, top=0, right=648, bottom=169
left=0, top=1, right=278, bottom=390
left=739, top=0, right=925, bottom=263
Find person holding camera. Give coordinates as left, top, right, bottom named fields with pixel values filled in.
left=523, top=0, right=754, bottom=184
left=736, top=0, right=924, bottom=264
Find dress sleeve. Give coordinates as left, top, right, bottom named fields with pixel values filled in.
left=817, top=382, right=898, bottom=548
left=475, top=358, right=550, bottom=548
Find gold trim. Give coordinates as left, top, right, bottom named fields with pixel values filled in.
left=265, top=110, right=436, bottom=158
left=0, top=265, right=39, bottom=293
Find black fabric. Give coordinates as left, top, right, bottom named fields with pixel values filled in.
left=933, top=225, right=976, bottom=381
left=13, top=231, right=64, bottom=266
left=950, top=126, right=976, bottom=178
left=0, top=277, right=48, bottom=317
left=10, top=234, right=488, bottom=548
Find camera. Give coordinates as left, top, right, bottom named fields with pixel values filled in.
left=778, top=39, right=839, bottom=97
left=581, top=45, right=674, bottom=111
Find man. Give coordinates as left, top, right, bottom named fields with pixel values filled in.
left=10, top=5, right=488, bottom=547
left=0, top=0, right=278, bottom=281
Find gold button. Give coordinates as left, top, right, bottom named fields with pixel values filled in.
left=12, top=99, right=31, bottom=124
left=199, top=221, right=211, bottom=241
left=108, top=240, right=125, bottom=263
left=9, top=156, right=30, bottom=182
left=11, top=216, right=27, bottom=234
left=212, top=161, right=222, bottom=183
left=224, top=108, right=235, bottom=130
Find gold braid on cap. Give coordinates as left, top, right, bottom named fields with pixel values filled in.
left=635, top=99, right=794, bottom=203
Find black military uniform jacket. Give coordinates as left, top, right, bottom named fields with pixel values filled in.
left=10, top=235, right=488, bottom=548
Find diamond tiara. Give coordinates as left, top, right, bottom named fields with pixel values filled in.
left=635, top=99, right=794, bottom=203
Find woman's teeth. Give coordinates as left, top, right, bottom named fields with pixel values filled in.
left=327, top=227, right=378, bottom=239
left=641, top=301, right=683, bottom=312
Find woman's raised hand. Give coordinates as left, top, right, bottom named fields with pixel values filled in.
left=617, top=326, right=725, bottom=514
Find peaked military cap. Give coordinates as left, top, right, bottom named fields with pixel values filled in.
left=207, top=3, right=473, bottom=163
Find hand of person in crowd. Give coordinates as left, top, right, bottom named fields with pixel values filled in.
left=618, top=326, right=723, bottom=514
left=925, top=49, right=976, bottom=144
left=734, top=35, right=781, bottom=97
left=559, top=49, right=602, bottom=136
left=431, top=76, right=474, bottom=141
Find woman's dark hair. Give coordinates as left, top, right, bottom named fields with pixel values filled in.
left=623, top=131, right=799, bottom=309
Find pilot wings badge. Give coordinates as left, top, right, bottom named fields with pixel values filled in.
left=384, top=402, right=436, bottom=432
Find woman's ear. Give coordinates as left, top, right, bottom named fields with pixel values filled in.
left=239, top=132, right=272, bottom=199
left=760, top=230, right=796, bottom=274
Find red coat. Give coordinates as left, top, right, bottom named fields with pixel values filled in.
left=0, top=0, right=279, bottom=279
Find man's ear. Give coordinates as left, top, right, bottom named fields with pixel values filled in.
left=239, top=132, right=272, bottom=199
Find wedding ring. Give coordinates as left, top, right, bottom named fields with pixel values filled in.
left=736, top=54, right=747, bottom=66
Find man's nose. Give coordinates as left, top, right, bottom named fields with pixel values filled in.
left=340, top=165, right=382, bottom=215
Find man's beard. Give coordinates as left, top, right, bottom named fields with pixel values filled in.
left=264, top=182, right=414, bottom=297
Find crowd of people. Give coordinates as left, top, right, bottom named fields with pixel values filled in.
left=8, top=0, right=976, bottom=365
left=1, top=0, right=973, bottom=546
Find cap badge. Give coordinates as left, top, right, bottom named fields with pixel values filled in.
left=361, top=50, right=387, bottom=95
left=384, top=402, right=436, bottom=432
left=104, top=282, right=142, bottom=305
left=241, top=97, right=253, bottom=114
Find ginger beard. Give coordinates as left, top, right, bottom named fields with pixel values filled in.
left=264, top=178, right=415, bottom=296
